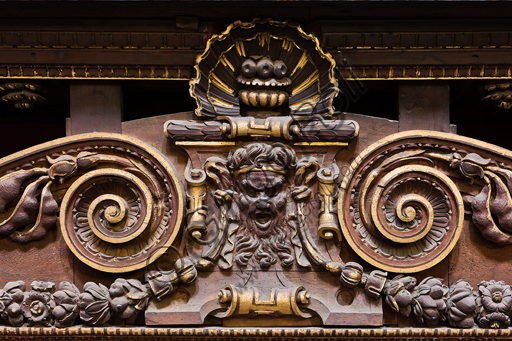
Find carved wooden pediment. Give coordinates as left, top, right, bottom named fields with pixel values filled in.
left=2, top=19, right=512, bottom=331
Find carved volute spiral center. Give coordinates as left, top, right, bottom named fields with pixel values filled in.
left=396, top=198, right=420, bottom=223
left=100, top=196, right=129, bottom=226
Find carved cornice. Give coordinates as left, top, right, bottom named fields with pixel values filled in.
left=1, top=327, right=512, bottom=338
left=2, top=64, right=511, bottom=81
left=1, top=25, right=511, bottom=80
left=324, top=32, right=512, bottom=50
left=340, top=65, right=512, bottom=80
left=0, top=65, right=190, bottom=80
left=0, top=31, right=206, bottom=50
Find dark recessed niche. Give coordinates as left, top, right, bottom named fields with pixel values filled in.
left=1, top=78, right=511, bottom=158
left=122, top=81, right=196, bottom=122
left=450, top=80, right=512, bottom=151
left=342, top=80, right=399, bottom=121
left=0, top=80, right=68, bottom=158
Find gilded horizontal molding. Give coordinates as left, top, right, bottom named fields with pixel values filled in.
left=1, top=64, right=512, bottom=81
left=0, top=64, right=190, bottom=80
left=2, top=30, right=510, bottom=52
left=340, top=65, right=512, bottom=80
left=1, top=65, right=511, bottom=81
left=0, top=327, right=509, bottom=338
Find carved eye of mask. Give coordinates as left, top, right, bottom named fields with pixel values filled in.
left=273, top=60, right=287, bottom=79
left=241, top=59, right=257, bottom=78
left=256, top=57, right=274, bottom=78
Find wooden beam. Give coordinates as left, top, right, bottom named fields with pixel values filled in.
left=0, top=48, right=199, bottom=66
left=398, top=84, right=450, bottom=132
left=69, top=82, right=123, bottom=135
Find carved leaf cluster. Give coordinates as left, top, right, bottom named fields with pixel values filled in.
left=0, top=152, right=96, bottom=243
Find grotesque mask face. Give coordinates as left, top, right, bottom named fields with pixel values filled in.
left=237, top=56, right=291, bottom=111
left=236, top=171, right=287, bottom=237
left=226, top=143, right=296, bottom=268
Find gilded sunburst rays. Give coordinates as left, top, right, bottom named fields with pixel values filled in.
left=191, top=19, right=338, bottom=118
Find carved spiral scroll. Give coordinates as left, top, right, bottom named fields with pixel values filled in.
left=57, top=142, right=184, bottom=273
left=340, top=146, right=464, bottom=273
left=370, top=166, right=445, bottom=244
left=0, top=133, right=185, bottom=272
left=77, top=170, right=154, bottom=245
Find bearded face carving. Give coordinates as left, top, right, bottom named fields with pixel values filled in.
left=198, top=142, right=338, bottom=272
left=224, top=143, right=296, bottom=269
left=236, top=171, right=287, bottom=238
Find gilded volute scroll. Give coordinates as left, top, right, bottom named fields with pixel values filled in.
left=0, top=133, right=185, bottom=273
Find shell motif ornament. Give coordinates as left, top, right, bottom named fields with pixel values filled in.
left=190, top=19, right=339, bottom=118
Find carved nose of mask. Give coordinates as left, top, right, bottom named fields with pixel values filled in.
left=256, top=200, right=270, bottom=209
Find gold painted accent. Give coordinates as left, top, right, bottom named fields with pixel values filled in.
left=184, top=165, right=207, bottom=238
left=291, top=70, right=319, bottom=96
left=270, top=94, right=278, bottom=107
left=210, top=73, right=235, bottom=95
left=235, top=40, right=246, bottom=57
left=86, top=175, right=152, bottom=244
left=233, top=164, right=286, bottom=177
left=208, top=94, right=235, bottom=108
left=217, top=285, right=311, bottom=319
left=289, top=94, right=320, bottom=111
left=10, top=179, right=52, bottom=237
left=175, top=141, right=236, bottom=146
left=318, top=166, right=342, bottom=241
left=281, top=38, right=294, bottom=52
left=342, top=65, right=512, bottom=81
left=371, top=169, right=437, bottom=244
left=219, top=55, right=235, bottom=73
left=293, top=142, right=348, bottom=146
left=259, top=93, right=268, bottom=106
left=249, top=92, right=258, bottom=106
left=0, top=65, right=188, bottom=80
left=290, top=51, right=309, bottom=77
left=0, top=327, right=508, bottom=337
left=351, top=121, right=360, bottom=138
left=218, top=116, right=293, bottom=140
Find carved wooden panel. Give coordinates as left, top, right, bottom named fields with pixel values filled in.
left=2, top=18, right=512, bottom=332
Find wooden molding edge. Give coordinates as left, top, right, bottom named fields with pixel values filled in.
left=0, top=327, right=508, bottom=338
